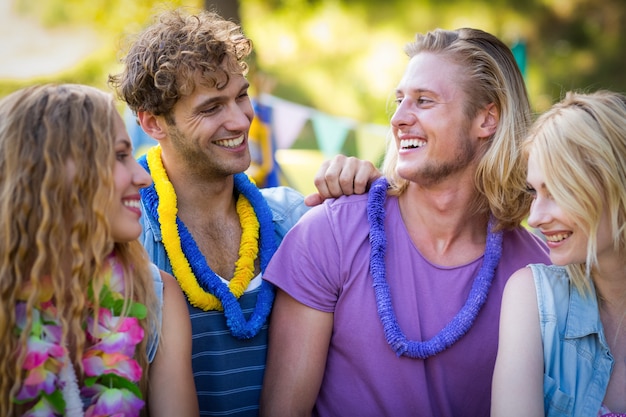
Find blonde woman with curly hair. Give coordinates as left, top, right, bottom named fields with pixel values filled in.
left=0, top=84, right=198, bottom=417
left=493, top=90, right=626, bottom=417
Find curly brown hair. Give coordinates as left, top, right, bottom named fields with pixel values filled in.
left=0, top=84, right=157, bottom=415
left=109, top=8, right=253, bottom=121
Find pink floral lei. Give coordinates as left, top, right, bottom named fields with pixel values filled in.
left=12, top=255, right=147, bottom=417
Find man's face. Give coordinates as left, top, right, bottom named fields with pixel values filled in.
left=162, top=73, right=255, bottom=180
left=391, top=52, right=482, bottom=187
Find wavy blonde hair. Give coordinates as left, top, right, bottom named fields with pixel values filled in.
left=109, top=8, right=252, bottom=122
left=523, top=90, right=626, bottom=295
left=382, top=28, right=532, bottom=230
left=0, top=84, right=158, bottom=415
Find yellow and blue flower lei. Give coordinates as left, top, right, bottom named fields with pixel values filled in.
left=140, top=145, right=278, bottom=339
left=367, top=177, right=503, bottom=358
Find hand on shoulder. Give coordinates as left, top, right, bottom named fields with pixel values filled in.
left=304, top=155, right=381, bottom=206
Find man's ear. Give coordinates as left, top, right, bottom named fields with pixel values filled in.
left=475, top=103, right=499, bottom=139
left=137, top=111, right=167, bottom=141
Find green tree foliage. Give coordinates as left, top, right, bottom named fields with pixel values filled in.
left=242, top=0, right=626, bottom=119
left=2, top=0, right=625, bottom=120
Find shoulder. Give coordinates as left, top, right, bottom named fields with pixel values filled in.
left=311, top=193, right=371, bottom=218
left=324, top=193, right=370, bottom=210
left=502, top=265, right=571, bottom=308
left=506, top=264, right=568, bottom=294
left=505, top=264, right=571, bottom=323
left=500, top=267, right=541, bottom=338
left=275, top=194, right=372, bottom=254
left=159, top=270, right=190, bottom=327
left=160, top=270, right=182, bottom=298
left=260, top=186, right=307, bottom=218
left=504, top=227, right=549, bottom=254
left=261, top=186, right=304, bottom=208
left=528, top=263, right=568, bottom=278
left=296, top=193, right=370, bottom=228
left=503, top=266, right=536, bottom=301
left=501, top=227, right=550, bottom=267
left=527, top=264, right=570, bottom=305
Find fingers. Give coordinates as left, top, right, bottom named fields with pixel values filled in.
left=352, top=159, right=381, bottom=195
left=304, top=193, right=324, bottom=207
left=313, top=155, right=353, bottom=198
left=311, top=155, right=382, bottom=203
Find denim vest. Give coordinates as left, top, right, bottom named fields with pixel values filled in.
left=531, top=264, right=614, bottom=417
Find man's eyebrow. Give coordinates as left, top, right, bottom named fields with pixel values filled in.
left=193, top=96, right=223, bottom=109
left=395, top=88, right=436, bottom=95
left=191, top=82, right=250, bottom=111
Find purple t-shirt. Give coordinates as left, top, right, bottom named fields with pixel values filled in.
left=264, top=193, right=549, bottom=417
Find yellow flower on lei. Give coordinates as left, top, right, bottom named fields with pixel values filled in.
left=146, top=145, right=259, bottom=311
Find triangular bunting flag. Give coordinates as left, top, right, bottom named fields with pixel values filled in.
left=310, top=112, right=355, bottom=158
left=355, top=123, right=389, bottom=165
left=262, top=94, right=311, bottom=149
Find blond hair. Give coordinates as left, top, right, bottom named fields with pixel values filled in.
left=523, top=90, right=626, bottom=294
left=382, top=28, right=532, bottom=230
left=0, top=84, right=157, bottom=415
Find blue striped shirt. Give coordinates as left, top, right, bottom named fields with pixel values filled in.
left=140, top=186, right=308, bottom=416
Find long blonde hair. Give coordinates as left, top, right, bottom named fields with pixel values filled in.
left=0, top=84, right=157, bottom=415
left=382, top=28, right=532, bottom=230
left=523, top=90, right=626, bottom=294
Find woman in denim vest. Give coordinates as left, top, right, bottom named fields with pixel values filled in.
left=492, top=90, right=626, bottom=417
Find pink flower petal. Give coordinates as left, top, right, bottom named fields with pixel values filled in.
left=23, top=337, right=65, bottom=370
left=85, top=388, right=144, bottom=417
left=16, top=366, right=58, bottom=400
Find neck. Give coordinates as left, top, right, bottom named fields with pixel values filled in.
left=598, top=288, right=626, bottom=353
left=593, top=256, right=626, bottom=309
left=160, top=151, right=238, bottom=218
left=598, top=287, right=626, bottom=316
left=398, top=185, right=488, bottom=265
left=401, top=177, right=482, bottom=219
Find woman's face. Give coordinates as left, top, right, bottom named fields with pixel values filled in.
left=526, top=150, right=613, bottom=267
left=108, top=112, right=152, bottom=242
left=525, top=150, right=586, bottom=266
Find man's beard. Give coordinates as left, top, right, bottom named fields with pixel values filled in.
left=405, top=135, right=479, bottom=187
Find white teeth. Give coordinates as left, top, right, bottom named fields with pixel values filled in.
left=545, top=233, right=570, bottom=242
left=400, top=139, right=426, bottom=149
left=123, top=200, right=141, bottom=209
left=215, top=135, right=244, bottom=148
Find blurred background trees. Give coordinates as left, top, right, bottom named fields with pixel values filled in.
left=2, top=0, right=625, bottom=115
left=1, top=0, right=625, bottom=190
